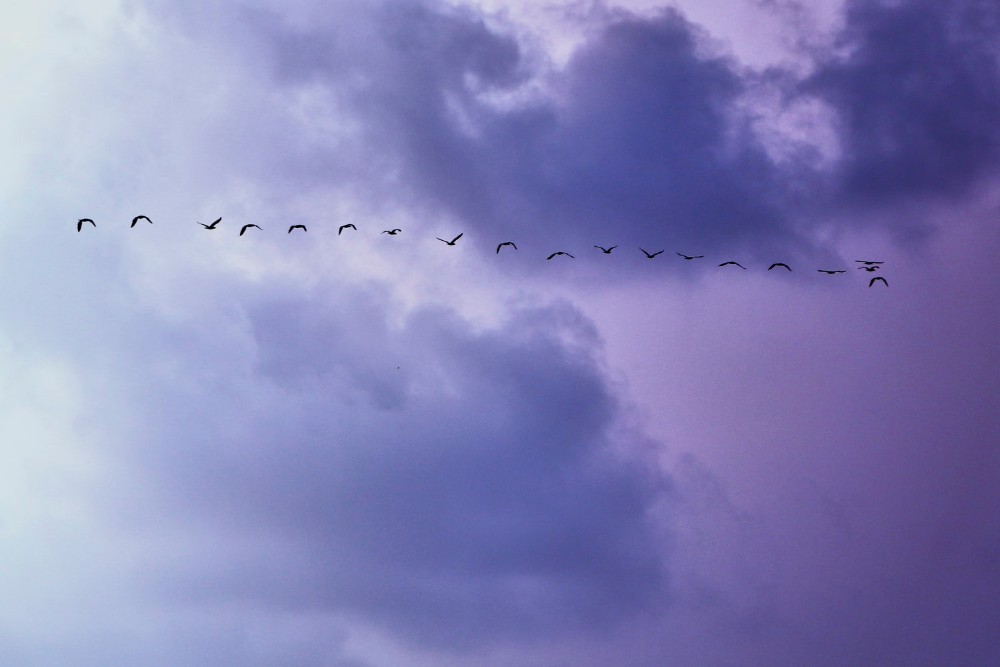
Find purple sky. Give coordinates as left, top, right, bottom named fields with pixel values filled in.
left=1, top=0, right=998, bottom=664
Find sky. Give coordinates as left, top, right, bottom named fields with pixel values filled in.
left=0, top=0, right=998, bottom=664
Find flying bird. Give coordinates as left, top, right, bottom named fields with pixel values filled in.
left=855, top=260, right=884, bottom=266
left=437, top=233, right=463, bottom=246
left=676, top=252, right=704, bottom=260
left=198, top=217, right=222, bottom=229
left=768, top=262, right=791, bottom=271
left=288, top=224, right=307, bottom=233
left=77, top=218, right=96, bottom=232
left=239, top=223, right=261, bottom=236
left=594, top=245, right=617, bottom=254
left=869, top=276, right=889, bottom=287
left=719, top=261, right=747, bottom=269
left=382, top=229, right=402, bottom=235
left=496, top=241, right=517, bottom=254
left=857, top=265, right=880, bottom=272
left=817, top=269, right=846, bottom=275
left=130, top=215, right=152, bottom=228
left=546, top=251, right=575, bottom=260
left=640, top=248, right=664, bottom=258
left=338, top=223, right=357, bottom=235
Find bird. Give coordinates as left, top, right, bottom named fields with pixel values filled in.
left=640, top=248, right=664, bottom=258
left=382, top=229, right=402, bottom=235
left=869, top=276, right=889, bottom=287
left=288, top=224, right=307, bottom=233
left=719, top=261, right=747, bottom=269
left=546, top=251, right=575, bottom=260
left=239, top=223, right=261, bottom=236
left=496, top=241, right=517, bottom=254
left=857, top=265, right=879, bottom=272
left=338, top=223, right=357, bottom=235
left=130, top=215, right=152, bottom=228
left=77, top=218, right=96, bottom=232
left=437, top=233, right=463, bottom=246
left=817, top=269, right=846, bottom=275
left=198, top=217, right=222, bottom=229
left=855, top=260, right=884, bottom=266
left=676, top=252, right=704, bottom=260
left=768, top=262, right=791, bottom=271
left=594, top=245, right=617, bottom=254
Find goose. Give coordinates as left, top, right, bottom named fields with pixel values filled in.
left=130, top=215, right=152, bottom=228
left=719, top=261, right=747, bottom=269
left=768, top=262, right=791, bottom=271
left=546, top=251, right=575, bottom=260
left=640, top=248, right=665, bottom=258
left=198, top=217, right=222, bottom=230
left=437, top=233, right=463, bottom=246
left=496, top=241, right=517, bottom=254
left=676, top=252, right=704, bottom=260
left=869, top=276, right=889, bottom=287
left=817, top=269, right=846, bottom=275
left=338, top=223, right=357, bottom=235
left=239, top=223, right=261, bottom=236
left=382, top=229, right=402, bottom=235
left=77, top=218, right=96, bottom=232
left=594, top=245, right=617, bottom=254
left=288, top=224, right=307, bottom=233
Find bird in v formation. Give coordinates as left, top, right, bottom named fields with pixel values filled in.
left=74, top=218, right=888, bottom=284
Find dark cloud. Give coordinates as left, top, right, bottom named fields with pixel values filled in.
left=805, top=0, right=1000, bottom=202
left=236, top=2, right=799, bottom=259
left=96, top=281, right=670, bottom=650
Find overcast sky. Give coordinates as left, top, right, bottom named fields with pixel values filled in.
left=1, top=0, right=998, bottom=664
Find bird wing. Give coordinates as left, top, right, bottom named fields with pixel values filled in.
left=452, top=233, right=463, bottom=243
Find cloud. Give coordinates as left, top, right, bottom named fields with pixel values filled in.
left=166, top=0, right=800, bottom=260
left=77, top=275, right=672, bottom=651
left=804, top=0, right=1000, bottom=203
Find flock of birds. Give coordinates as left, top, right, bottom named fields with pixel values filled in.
left=76, top=216, right=890, bottom=286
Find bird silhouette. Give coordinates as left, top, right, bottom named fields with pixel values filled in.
left=198, top=217, right=222, bottom=229
left=857, top=265, right=879, bottom=272
left=338, top=223, right=357, bottom=235
left=496, top=241, right=517, bottom=254
left=676, top=252, right=704, bottom=260
left=719, top=261, right=747, bottom=269
left=130, top=215, right=152, bottom=228
left=437, top=233, right=463, bottom=246
left=817, top=269, right=846, bottom=275
left=768, top=262, right=791, bottom=271
left=869, top=276, right=889, bottom=287
left=640, top=248, right=664, bottom=258
left=77, top=218, right=96, bottom=232
left=546, top=251, right=575, bottom=260
left=594, top=245, right=617, bottom=254
left=382, top=229, right=402, bottom=235
left=288, top=224, right=307, bottom=233
left=240, top=223, right=261, bottom=236
left=855, top=260, right=884, bottom=266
